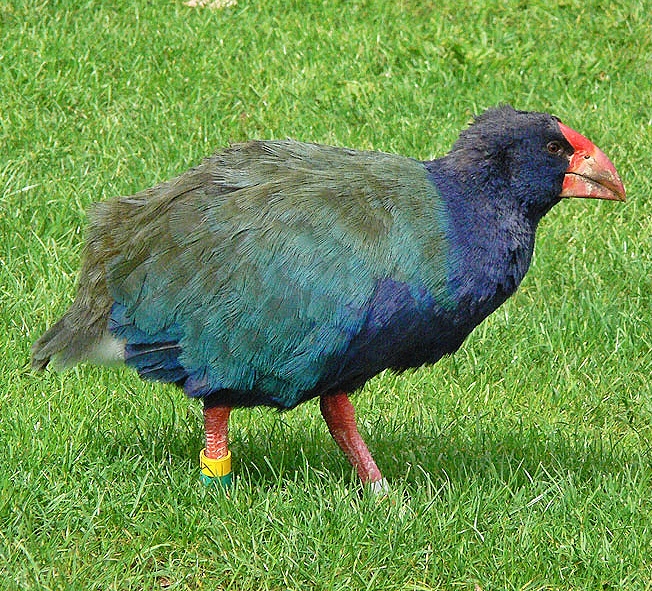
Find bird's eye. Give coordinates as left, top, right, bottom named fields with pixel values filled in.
left=547, top=141, right=562, bottom=154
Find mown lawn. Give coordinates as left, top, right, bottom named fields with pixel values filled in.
left=2, top=0, right=652, bottom=589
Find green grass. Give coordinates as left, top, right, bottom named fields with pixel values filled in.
left=2, top=0, right=652, bottom=588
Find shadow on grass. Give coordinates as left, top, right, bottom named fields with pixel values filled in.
left=88, top=396, right=648, bottom=491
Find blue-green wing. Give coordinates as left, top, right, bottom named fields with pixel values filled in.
left=99, top=141, right=451, bottom=407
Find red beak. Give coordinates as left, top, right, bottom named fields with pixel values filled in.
left=558, top=121, right=626, bottom=202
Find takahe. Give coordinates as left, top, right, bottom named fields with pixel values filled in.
left=32, top=106, right=625, bottom=492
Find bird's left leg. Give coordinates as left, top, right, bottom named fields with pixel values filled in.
left=320, top=392, right=389, bottom=494
left=200, top=404, right=232, bottom=487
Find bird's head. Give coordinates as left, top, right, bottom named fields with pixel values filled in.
left=447, top=105, right=626, bottom=221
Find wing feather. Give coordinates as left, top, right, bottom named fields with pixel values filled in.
left=97, top=140, right=451, bottom=406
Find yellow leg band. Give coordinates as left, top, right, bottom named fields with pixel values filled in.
left=200, top=449, right=232, bottom=487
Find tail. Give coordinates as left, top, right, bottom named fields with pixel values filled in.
left=31, top=248, right=116, bottom=371
left=31, top=302, right=121, bottom=371
left=31, top=313, right=76, bottom=370
left=32, top=197, right=131, bottom=371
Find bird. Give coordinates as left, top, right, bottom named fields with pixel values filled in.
left=32, top=105, right=625, bottom=492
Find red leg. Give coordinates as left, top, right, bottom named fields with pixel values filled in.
left=200, top=405, right=232, bottom=486
left=204, top=405, right=231, bottom=459
left=320, top=392, right=387, bottom=491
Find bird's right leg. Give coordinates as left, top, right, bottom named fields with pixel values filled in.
left=320, top=392, right=389, bottom=494
left=200, top=404, right=232, bottom=487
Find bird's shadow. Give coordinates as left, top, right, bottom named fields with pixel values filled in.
left=90, top=397, right=642, bottom=492
left=232, top=417, right=641, bottom=491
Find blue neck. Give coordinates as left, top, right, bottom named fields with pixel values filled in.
left=424, top=157, right=538, bottom=316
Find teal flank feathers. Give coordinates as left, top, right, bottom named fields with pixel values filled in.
left=33, top=140, right=453, bottom=408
